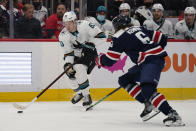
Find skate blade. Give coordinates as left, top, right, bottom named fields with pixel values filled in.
left=165, top=121, right=185, bottom=127
left=142, top=110, right=161, bottom=122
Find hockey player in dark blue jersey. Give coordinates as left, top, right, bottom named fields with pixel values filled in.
left=95, top=15, right=185, bottom=127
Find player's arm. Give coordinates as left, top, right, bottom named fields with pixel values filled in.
left=143, top=27, right=168, bottom=49
left=96, top=37, right=123, bottom=67
left=86, top=21, right=105, bottom=37
left=59, top=32, right=76, bottom=78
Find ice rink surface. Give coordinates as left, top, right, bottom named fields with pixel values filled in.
left=0, top=100, right=196, bottom=131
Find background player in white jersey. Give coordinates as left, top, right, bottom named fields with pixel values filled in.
left=85, top=6, right=115, bottom=35
left=32, top=0, right=48, bottom=28
left=59, top=11, right=105, bottom=108
left=134, top=0, right=153, bottom=25
left=143, top=3, right=174, bottom=38
left=119, top=3, right=140, bottom=26
left=174, top=7, right=196, bottom=40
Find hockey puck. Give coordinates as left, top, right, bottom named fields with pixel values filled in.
left=17, top=111, right=23, bottom=113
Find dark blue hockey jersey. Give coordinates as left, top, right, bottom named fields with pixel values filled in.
left=101, top=26, right=168, bottom=66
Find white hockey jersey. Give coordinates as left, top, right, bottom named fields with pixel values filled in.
left=33, top=6, right=48, bottom=27
left=85, top=16, right=115, bottom=34
left=130, top=17, right=141, bottom=26
left=174, top=19, right=196, bottom=39
left=143, top=18, right=174, bottom=38
left=58, top=20, right=103, bottom=64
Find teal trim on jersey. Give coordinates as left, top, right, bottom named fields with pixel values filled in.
left=153, top=18, right=165, bottom=26
left=74, top=83, right=89, bottom=92
left=96, top=33, right=106, bottom=38
left=71, top=31, right=79, bottom=36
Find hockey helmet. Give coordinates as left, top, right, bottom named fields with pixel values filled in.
left=184, top=7, right=196, bottom=14
left=96, top=6, right=107, bottom=13
left=152, top=3, right=164, bottom=11
left=119, top=3, right=130, bottom=11
left=63, top=11, right=77, bottom=22
left=112, top=15, right=131, bottom=30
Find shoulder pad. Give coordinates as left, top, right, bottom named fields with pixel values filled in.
left=113, top=29, right=125, bottom=38
left=59, top=28, right=69, bottom=38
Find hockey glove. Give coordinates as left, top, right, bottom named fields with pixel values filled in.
left=64, top=63, right=76, bottom=79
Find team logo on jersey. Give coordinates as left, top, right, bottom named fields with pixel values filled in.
left=59, top=41, right=64, bottom=47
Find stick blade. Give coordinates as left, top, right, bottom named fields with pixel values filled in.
left=86, top=105, right=93, bottom=111
left=13, top=103, right=26, bottom=110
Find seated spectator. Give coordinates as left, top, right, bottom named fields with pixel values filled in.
left=85, top=5, right=115, bottom=35
left=143, top=3, right=173, bottom=38
left=45, top=3, right=67, bottom=39
left=119, top=3, right=140, bottom=26
left=0, top=0, right=9, bottom=20
left=174, top=7, right=196, bottom=40
left=0, top=6, right=8, bottom=38
left=134, top=0, right=153, bottom=25
left=33, top=0, right=48, bottom=29
left=17, top=0, right=24, bottom=14
left=14, top=4, right=43, bottom=39
left=7, top=0, right=22, bottom=21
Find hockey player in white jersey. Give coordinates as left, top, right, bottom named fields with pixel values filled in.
left=134, top=0, right=153, bottom=25
left=174, top=7, right=196, bottom=40
left=33, top=0, right=48, bottom=28
left=119, top=3, right=140, bottom=26
left=85, top=6, right=115, bottom=35
left=143, top=3, right=174, bottom=38
left=59, top=11, right=105, bottom=108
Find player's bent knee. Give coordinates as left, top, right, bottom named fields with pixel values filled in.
left=140, top=82, right=157, bottom=100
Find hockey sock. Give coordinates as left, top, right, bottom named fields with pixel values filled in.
left=125, top=84, right=145, bottom=103
left=151, top=92, right=172, bottom=115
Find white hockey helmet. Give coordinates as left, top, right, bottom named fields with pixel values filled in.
left=63, top=11, right=77, bottom=22
left=184, top=7, right=196, bottom=14
left=119, top=3, right=130, bottom=11
left=152, top=3, right=164, bottom=11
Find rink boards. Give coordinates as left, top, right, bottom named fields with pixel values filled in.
left=0, top=39, right=195, bottom=101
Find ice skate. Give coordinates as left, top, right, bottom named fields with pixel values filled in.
left=163, top=110, right=185, bottom=127
left=71, top=92, right=84, bottom=104
left=140, top=101, right=160, bottom=122
left=82, top=94, right=92, bottom=109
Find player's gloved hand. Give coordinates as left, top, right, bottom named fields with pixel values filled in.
left=95, top=53, right=105, bottom=68
left=64, top=63, right=76, bottom=79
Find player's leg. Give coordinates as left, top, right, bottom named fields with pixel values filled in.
left=73, top=64, right=92, bottom=107
left=63, top=63, right=84, bottom=104
left=118, top=65, right=145, bottom=103
left=140, top=58, right=185, bottom=126
left=118, top=65, right=157, bottom=120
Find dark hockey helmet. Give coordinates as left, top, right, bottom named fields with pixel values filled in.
left=112, top=15, right=132, bottom=31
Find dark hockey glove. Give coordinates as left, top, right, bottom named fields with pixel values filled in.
left=79, top=42, right=98, bottom=65
left=64, top=63, right=76, bottom=79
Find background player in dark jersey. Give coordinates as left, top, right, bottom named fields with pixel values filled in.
left=95, top=15, right=185, bottom=127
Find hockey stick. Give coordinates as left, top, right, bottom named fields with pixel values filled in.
left=86, top=86, right=122, bottom=111
left=13, top=62, right=77, bottom=111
